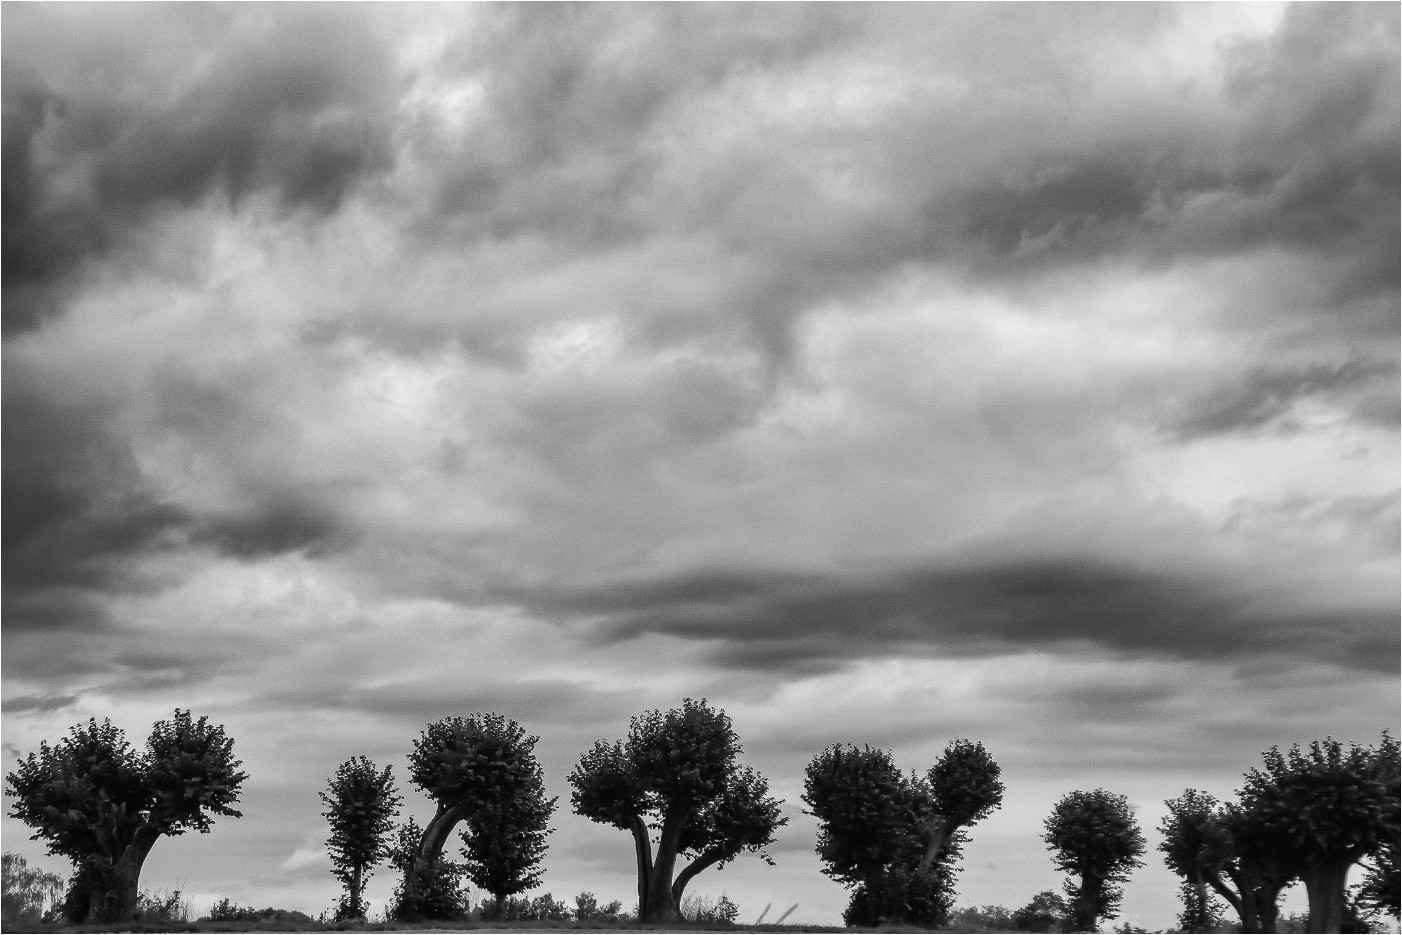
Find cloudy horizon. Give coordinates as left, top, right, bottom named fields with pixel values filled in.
left=3, top=2, right=1398, bottom=929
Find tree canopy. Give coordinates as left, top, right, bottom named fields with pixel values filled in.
left=569, top=698, right=785, bottom=923
left=5, top=711, right=245, bottom=924
left=1043, top=788, right=1145, bottom=932
left=802, top=738, right=1004, bottom=927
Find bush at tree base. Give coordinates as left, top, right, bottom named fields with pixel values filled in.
left=203, top=897, right=314, bottom=924
left=842, top=864, right=954, bottom=928
left=573, top=891, right=627, bottom=921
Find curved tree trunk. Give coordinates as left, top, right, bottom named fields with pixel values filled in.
left=418, top=802, right=470, bottom=862
left=916, top=816, right=950, bottom=877
left=672, top=849, right=724, bottom=907
left=1206, top=870, right=1244, bottom=926
left=637, top=807, right=692, bottom=922
left=1303, top=861, right=1352, bottom=934
left=92, top=826, right=160, bottom=923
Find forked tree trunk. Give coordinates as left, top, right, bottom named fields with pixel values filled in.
left=1303, top=861, right=1352, bottom=934
left=626, top=808, right=694, bottom=923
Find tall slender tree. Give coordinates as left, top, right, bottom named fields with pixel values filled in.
left=458, top=752, right=555, bottom=918
left=5, top=711, right=245, bottom=924
left=569, top=699, right=785, bottom=923
left=320, top=756, right=402, bottom=920
left=1043, top=788, right=1145, bottom=932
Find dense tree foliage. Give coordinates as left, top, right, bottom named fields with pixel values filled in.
left=396, top=713, right=553, bottom=920
left=1043, top=788, right=1145, bottom=932
left=320, top=756, right=402, bottom=920
left=1160, top=788, right=1292, bottom=933
left=1233, top=733, right=1399, bottom=933
left=802, top=738, right=1004, bottom=927
left=1357, top=834, right=1399, bottom=920
left=569, top=698, right=785, bottom=922
left=5, top=711, right=245, bottom=924
left=459, top=755, right=554, bottom=917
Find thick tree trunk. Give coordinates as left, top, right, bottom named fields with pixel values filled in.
left=636, top=807, right=691, bottom=923
left=494, top=892, right=507, bottom=919
left=90, top=826, right=160, bottom=923
left=1252, top=884, right=1283, bottom=934
left=1069, top=873, right=1103, bottom=933
left=1303, top=862, right=1352, bottom=934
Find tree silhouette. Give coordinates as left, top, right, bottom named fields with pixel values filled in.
left=320, top=756, right=402, bottom=920
left=1043, top=788, right=1145, bottom=932
left=5, top=711, right=245, bottom=924
left=1159, top=788, right=1292, bottom=933
left=459, top=760, right=554, bottom=917
left=569, top=698, right=784, bottom=923
left=397, top=713, right=553, bottom=920
left=802, top=738, right=1004, bottom=927
left=1233, top=733, right=1399, bottom=933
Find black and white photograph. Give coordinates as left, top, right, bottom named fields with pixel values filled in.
left=2, top=3, right=1398, bottom=932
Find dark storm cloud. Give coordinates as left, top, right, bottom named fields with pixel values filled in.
left=1, top=366, right=188, bottom=629
left=255, top=676, right=643, bottom=734
left=1162, top=358, right=1400, bottom=441
left=1, top=693, right=81, bottom=715
left=1, top=4, right=398, bottom=333
left=191, top=496, right=358, bottom=561
left=3, top=360, right=358, bottom=636
left=524, top=557, right=1397, bottom=675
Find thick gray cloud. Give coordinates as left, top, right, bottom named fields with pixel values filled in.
left=520, top=555, right=1398, bottom=675
left=2, top=3, right=399, bottom=333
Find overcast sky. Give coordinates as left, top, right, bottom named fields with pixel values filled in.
left=2, top=3, right=1398, bottom=929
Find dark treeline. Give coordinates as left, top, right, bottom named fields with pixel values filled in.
left=4, top=701, right=1398, bottom=933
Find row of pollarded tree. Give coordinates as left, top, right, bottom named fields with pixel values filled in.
left=5, top=702, right=1398, bottom=932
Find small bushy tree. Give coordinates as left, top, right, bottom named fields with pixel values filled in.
left=1012, top=890, right=1069, bottom=932
left=320, top=756, right=402, bottom=920
left=573, top=890, right=626, bottom=921
left=1043, top=789, right=1145, bottom=932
